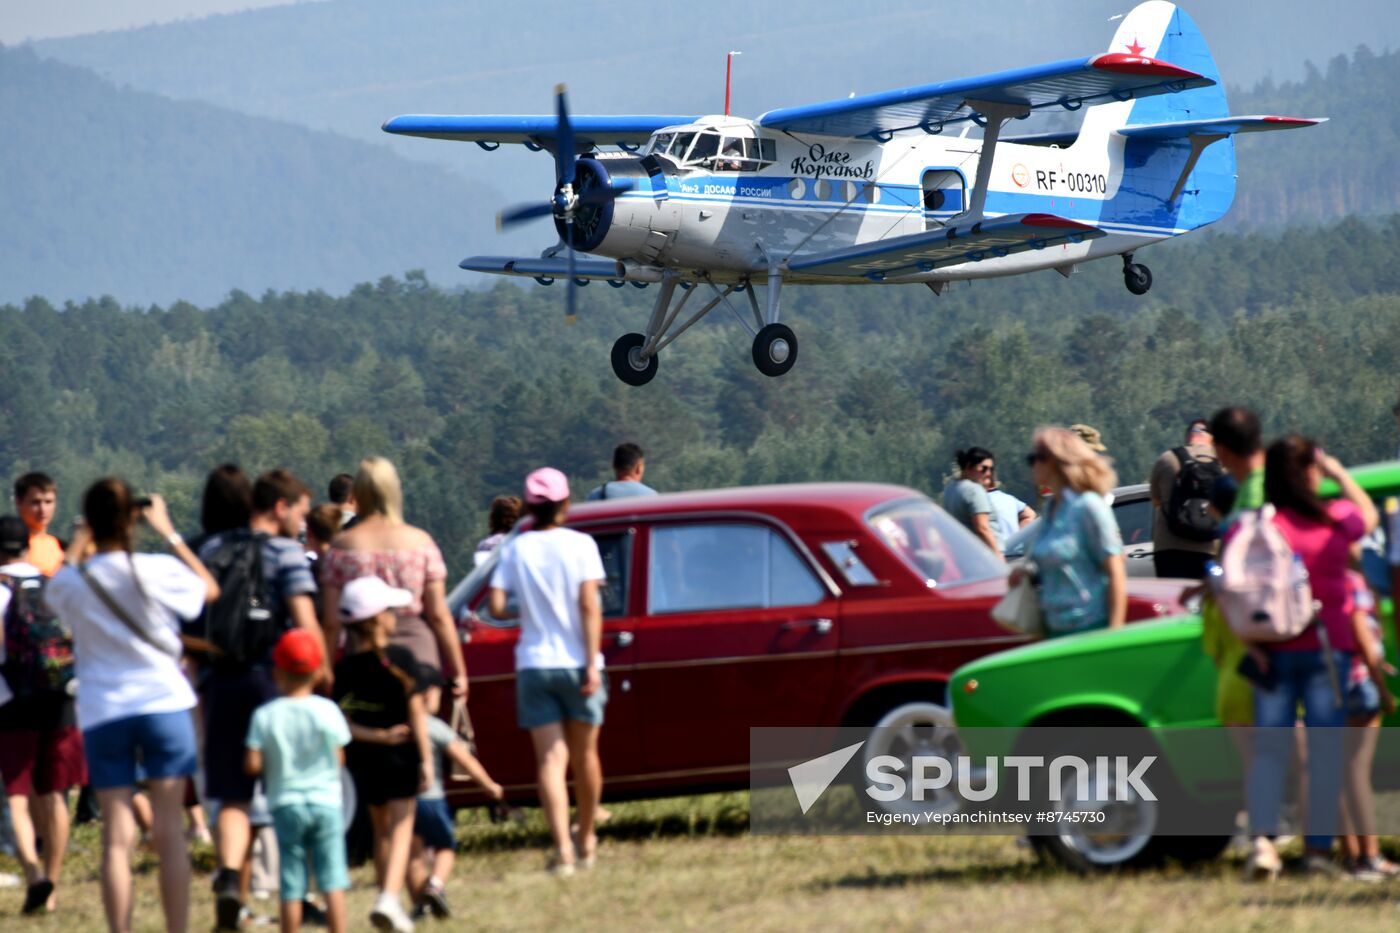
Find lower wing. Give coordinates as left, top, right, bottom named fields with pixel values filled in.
left=787, top=213, right=1106, bottom=280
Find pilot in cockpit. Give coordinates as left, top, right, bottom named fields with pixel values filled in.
left=717, top=140, right=745, bottom=172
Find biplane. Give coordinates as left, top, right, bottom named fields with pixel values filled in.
left=384, top=1, right=1320, bottom=385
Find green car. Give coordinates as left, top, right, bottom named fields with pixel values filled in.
left=949, top=461, right=1400, bottom=871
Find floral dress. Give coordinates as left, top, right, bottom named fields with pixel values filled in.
left=322, top=543, right=448, bottom=671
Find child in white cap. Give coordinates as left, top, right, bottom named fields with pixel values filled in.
left=332, top=577, right=429, bottom=932
left=488, top=467, right=607, bottom=876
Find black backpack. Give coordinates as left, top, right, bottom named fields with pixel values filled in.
left=199, top=530, right=277, bottom=667
left=1, top=574, right=75, bottom=698
left=1163, top=446, right=1225, bottom=542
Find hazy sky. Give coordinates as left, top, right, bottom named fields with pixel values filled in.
left=0, top=1, right=296, bottom=43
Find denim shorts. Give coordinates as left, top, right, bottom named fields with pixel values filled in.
left=271, top=803, right=348, bottom=901
left=83, top=710, right=198, bottom=790
left=516, top=667, right=608, bottom=729
left=414, top=797, right=456, bottom=850
left=1348, top=677, right=1381, bottom=719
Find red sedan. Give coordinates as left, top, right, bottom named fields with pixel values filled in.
left=445, top=483, right=1185, bottom=806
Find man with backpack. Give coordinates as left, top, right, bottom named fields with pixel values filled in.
left=198, top=470, right=321, bottom=931
left=1150, top=418, right=1225, bottom=579
left=0, top=515, right=84, bottom=915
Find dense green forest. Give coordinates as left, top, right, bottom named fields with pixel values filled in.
left=3, top=214, right=1398, bottom=580
left=1232, top=46, right=1400, bottom=226
left=0, top=46, right=503, bottom=306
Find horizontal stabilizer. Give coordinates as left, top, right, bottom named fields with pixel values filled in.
left=383, top=115, right=699, bottom=150
left=787, top=213, right=1105, bottom=280
left=1118, top=115, right=1325, bottom=139
left=461, top=255, right=655, bottom=282
left=758, top=53, right=1212, bottom=140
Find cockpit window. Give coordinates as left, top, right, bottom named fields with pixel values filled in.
left=667, top=133, right=695, bottom=158
left=657, top=128, right=779, bottom=173
left=686, top=131, right=721, bottom=163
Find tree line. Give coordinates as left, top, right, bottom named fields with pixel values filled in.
left=2, top=214, right=1398, bottom=579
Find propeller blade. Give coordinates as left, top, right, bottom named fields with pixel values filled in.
left=496, top=202, right=556, bottom=230
left=564, top=218, right=578, bottom=324
left=577, top=177, right=635, bottom=207
left=554, top=83, right=576, bottom=188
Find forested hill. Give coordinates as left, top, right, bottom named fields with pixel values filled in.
left=3, top=214, right=1399, bottom=578
left=0, top=46, right=502, bottom=306
left=31, top=1, right=1400, bottom=234
left=1230, top=47, right=1400, bottom=227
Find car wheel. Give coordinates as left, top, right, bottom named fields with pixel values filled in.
left=854, top=701, right=965, bottom=819
left=1025, top=732, right=1171, bottom=872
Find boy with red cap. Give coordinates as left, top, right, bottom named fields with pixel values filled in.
left=245, top=629, right=351, bottom=933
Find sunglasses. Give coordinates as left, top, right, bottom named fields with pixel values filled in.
left=1025, top=451, right=1048, bottom=466
left=969, top=462, right=994, bottom=474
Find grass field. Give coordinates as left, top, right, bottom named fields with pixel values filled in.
left=2, top=791, right=1398, bottom=932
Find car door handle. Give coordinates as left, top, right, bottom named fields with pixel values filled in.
left=782, top=618, right=833, bottom=635
left=605, top=631, right=634, bottom=648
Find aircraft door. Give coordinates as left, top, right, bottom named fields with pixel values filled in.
left=921, top=170, right=966, bottom=229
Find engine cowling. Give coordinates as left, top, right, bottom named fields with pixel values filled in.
left=555, top=156, right=679, bottom=261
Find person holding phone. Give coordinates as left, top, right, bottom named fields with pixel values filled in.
left=44, top=479, right=219, bottom=933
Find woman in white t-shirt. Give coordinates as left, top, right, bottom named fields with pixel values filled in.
left=488, top=467, right=606, bottom=876
left=45, top=478, right=218, bottom=933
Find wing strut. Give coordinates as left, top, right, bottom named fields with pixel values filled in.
left=962, top=100, right=1030, bottom=224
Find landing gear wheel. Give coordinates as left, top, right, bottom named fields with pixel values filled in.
left=752, top=323, right=798, bottom=377
left=1124, top=263, right=1152, bottom=295
left=610, top=333, right=657, bottom=386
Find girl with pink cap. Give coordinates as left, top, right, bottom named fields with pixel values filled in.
left=488, top=467, right=607, bottom=876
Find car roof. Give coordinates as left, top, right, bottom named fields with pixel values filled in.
left=564, top=482, right=920, bottom=525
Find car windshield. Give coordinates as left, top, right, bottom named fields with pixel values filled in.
left=865, top=496, right=1006, bottom=588
left=445, top=526, right=520, bottom=624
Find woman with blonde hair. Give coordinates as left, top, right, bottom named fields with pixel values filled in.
left=320, top=457, right=468, bottom=697
left=1020, top=426, right=1126, bottom=636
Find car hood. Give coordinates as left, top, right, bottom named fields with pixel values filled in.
left=953, top=613, right=1204, bottom=680
left=1124, top=577, right=1191, bottom=611
left=931, top=574, right=1188, bottom=610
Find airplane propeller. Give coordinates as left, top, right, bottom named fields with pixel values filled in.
left=495, top=84, right=634, bottom=323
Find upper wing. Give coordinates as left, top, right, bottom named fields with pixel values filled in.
left=1117, top=115, right=1325, bottom=139
left=758, top=54, right=1211, bottom=140
left=786, top=213, right=1104, bottom=280
left=382, top=115, right=700, bottom=150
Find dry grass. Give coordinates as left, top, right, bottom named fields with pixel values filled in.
left=2, top=792, right=1398, bottom=932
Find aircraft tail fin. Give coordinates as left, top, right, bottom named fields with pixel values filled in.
left=1076, top=1, right=1237, bottom=226
left=1078, top=1, right=1229, bottom=139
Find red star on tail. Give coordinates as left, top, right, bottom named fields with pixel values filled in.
left=1125, top=36, right=1146, bottom=56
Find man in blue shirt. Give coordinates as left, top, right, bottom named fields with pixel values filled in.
left=586, top=442, right=658, bottom=501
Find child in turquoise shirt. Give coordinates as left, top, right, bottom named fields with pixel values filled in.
left=245, top=629, right=351, bottom=933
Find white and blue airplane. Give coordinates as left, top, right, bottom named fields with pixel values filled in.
left=384, top=1, right=1320, bottom=385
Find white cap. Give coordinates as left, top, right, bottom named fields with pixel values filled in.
left=339, top=576, right=412, bottom=623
